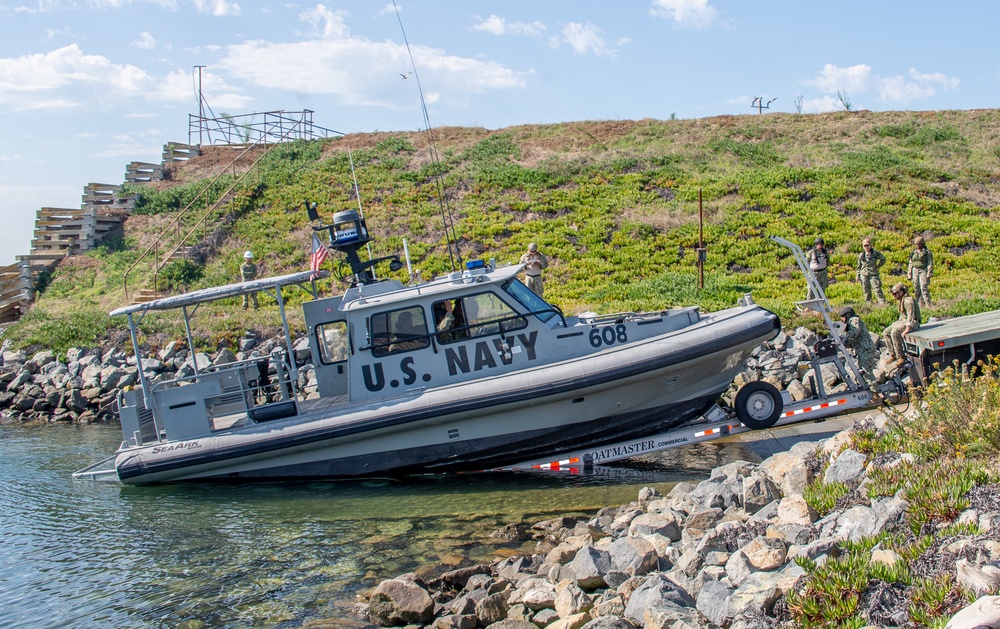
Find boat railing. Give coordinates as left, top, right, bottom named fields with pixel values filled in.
left=146, top=353, right=300, bottom=438
left=71, top=454, right=120, bottom=481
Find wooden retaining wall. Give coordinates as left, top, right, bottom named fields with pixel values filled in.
left=0, top=261, right=30, bottom=324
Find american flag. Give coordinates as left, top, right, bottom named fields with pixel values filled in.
left=310, top=233, right=329, bottom=278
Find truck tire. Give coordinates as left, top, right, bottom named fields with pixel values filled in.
left=735, top=381, right=783, bottom=429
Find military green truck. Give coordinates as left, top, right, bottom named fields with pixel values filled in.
left=903, top=309, right=1000, bottom=387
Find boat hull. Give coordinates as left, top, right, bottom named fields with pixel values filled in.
left=115, top=303, right=779, bottom=483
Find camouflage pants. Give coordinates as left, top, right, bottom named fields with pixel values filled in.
left=860, top=273, right=885, bottom=303
left=855, top=348, right=879, bottom=387
left=243, top=292, right=259, bottom=309
left=882, top=320, right=919, bottom=360
left=911, top=269, right=931, bottom=306
left=806, top=268, right=829, bottom=300
left=525, top=274, right=544, bottom=297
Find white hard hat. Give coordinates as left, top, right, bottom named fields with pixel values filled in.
left=244, top=251, right=254, bottom=259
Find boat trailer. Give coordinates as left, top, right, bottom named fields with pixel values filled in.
left=492, top=236, right=907, bottom=473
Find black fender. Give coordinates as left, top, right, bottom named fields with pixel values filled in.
left=734, top=381, right=783, bottom=430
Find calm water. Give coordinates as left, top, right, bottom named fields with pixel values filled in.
left=0, top=421, right=762, bottom=629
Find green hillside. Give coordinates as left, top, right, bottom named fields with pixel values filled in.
left=8, top=109, right=1000, bottom=355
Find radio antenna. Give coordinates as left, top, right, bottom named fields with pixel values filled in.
left=392, top=0, right=462, bottom=271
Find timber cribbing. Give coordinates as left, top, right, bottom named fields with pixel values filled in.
left=0, top=143, right=200, bottom=325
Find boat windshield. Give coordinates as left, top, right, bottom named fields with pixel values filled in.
left=503, top=279, right=561, bottom=325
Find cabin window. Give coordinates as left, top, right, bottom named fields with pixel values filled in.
left=433, top=292, right=526, bottom=344
left=316, top=321, right=349, bottom=364
left=370, top=306, right=430, bottom=357
left=504, top=279, right=559, bottom=324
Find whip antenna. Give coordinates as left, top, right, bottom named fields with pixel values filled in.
left=392, top=0, right=463, bottom=271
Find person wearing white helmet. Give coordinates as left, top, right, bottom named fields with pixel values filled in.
left=519, top=242, right=548, bottom=297
left=240, top=250, right=259, bottom=310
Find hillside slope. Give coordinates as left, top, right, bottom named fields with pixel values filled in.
left=8, top=109, right=1000, bottom=354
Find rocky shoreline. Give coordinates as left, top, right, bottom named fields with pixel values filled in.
left=0, top=332, right=317, bottom=422
left=358, top=411, right=1000, bottom=629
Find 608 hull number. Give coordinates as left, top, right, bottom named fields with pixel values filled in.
left=590, top=324, right=628, bottom=348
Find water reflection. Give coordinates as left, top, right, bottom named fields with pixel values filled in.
left=0, top=422, right=763, bottom=629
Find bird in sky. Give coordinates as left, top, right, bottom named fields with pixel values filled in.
left=400, top=72, right=412, bottom=79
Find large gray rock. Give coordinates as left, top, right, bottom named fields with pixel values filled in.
left=683, top=507, right=723, bottom=530
left=476, top=590, right=512, bottom=626
left=62, top=389, right=88, bottom=413
left=483, top=621, right=538, bottom=629
left=723, top=550, right=755, bottom=588
left=569, top=546, right=612, bottom=591
left=554, top=583, right=592, bottom=618
left=686, top=477, right=741, bottom=511
left=6, top=370, right=31, bottom=392
left=623, top=574, right=694, bottom=625
left=368, top=577, right=435, bottom=626
left=627, top=512, right=681, bottom=541
left=776, top=494, right=819, bottom=526
left=743, top=473, right=780, bottom=515
left=604, top=536, right=658, bottom=576
left=729, top=572, right=785, bottom=618
left=508, top=578, right=555, bottom=611
left=642, top=603, right=705, bottom=629
left=213, top=348, right=238, bottom=366
left=740, top=536, right=787, bottom=571
left=824, top=449, right=868, bottom=485
left=579, top=616, right=634, bottom=629
left=695, top=579, right=736, bottom=626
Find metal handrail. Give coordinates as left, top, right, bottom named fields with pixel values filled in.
left=123, top=113, right=326, bottom=301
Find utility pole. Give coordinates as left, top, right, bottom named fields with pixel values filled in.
left=751, top=97, right=777, bottom=114
left=194, top=65, right=206, bottom=146
left=697, top=189, right=706, bottom=289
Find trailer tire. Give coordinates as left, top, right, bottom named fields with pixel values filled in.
left=735, top=381, right=782, bottom=429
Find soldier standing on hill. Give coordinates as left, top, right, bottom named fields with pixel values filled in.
left=908, top=236, right=933, bottom=307
left=520, top=243, right=548, bottom=297
left=856, top=237, right=887, bottom=304
left=805, top=237, right=830, bottom=300
left=241, top=250, right=259, bottom=310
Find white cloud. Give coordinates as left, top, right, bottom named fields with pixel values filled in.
left=471, top=15, right=546, bottom=37
left=804, top=64, right=959, bottom=107
left=649, top=0, right=718, bottom=29
left=800, top=95, right=842, bottom=114
left=550, top=22, right=617, bottom=57
left=214, top=13, right=526, bottom=111
left=805, top=63, right=873, bottom=94
left=300, top=5, right=350, bottom=39
left=193, top=0, right=240, bottom=17
left=0, top=45, right=250, bottom=111
left=132, top=32, right=157, bottom=49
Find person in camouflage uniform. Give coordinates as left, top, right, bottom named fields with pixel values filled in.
left=805, top=236, right=830, bottom=300
left=855, top=237, right=886, bottom=304
left=882, top=283, right=921, bottom=365
left=907, top=235, right=933, bottom=307
left=838, top=306, right=878, bottom=386
left=241, top=250, right=259, bottom=310
left=519, top=242, right=548, bottom=297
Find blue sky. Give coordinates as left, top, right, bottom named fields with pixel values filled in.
left=1, top=0, right=996, bottom=266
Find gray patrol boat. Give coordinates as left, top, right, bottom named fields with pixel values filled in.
left=78, top=210, right=781, bottom=483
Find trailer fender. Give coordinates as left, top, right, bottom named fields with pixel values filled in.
left=735, top=381, right=783, bottom=429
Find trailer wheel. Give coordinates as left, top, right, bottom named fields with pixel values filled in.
left=735, top=381, right=783, bottom=429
